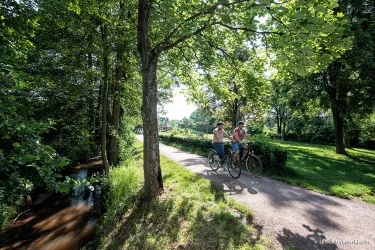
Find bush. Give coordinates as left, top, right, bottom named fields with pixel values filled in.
left=159, top=135, right=288, bottom=174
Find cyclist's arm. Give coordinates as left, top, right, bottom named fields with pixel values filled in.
left=223, top=131, right=231, bottom=141
left=245, top=133, right=255, bottom=143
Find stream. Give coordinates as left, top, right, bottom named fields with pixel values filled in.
left=0, top=160, right=103, bottom=250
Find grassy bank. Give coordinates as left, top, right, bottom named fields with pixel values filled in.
left=260, top=138, right=375, bottom=203
left=160, top=134, right=375, bottom=204
left=96, top=141, right=270, bottom=250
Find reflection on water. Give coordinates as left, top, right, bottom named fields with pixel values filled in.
left=0, top=160, right=103, bottom=250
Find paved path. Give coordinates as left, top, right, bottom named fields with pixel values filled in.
left=137, top=136, right=375, bottom=250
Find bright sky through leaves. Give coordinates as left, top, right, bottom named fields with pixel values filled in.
left=162, top=88, right=197, bottom=120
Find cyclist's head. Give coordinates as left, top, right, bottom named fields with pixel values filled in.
left=216, top=121, right=224, bottom=127
left=238, top=121, right=245, bottom=127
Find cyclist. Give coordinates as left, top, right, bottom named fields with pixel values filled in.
left=212, top=121, right=232, bottom=164
left=232, top=121, right=255, bottom=164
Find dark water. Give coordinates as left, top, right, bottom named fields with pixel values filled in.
left=0, top=160, right=103, bottom=250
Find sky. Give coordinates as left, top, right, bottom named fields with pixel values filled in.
left=161, top=88, right=197, bottom=120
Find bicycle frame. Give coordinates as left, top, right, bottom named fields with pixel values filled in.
left=236, top=142, right=256, bottom=164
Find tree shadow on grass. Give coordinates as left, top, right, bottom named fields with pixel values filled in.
left=100, top=181, right=263, bottom=250
left=184, top=207, right=262, bottom=250
left=277, top=224, right=338, bottom=250
left=101, top=197, right=178, bottom=250
left=346, top=149, right=375, bottom=166
left=280, top=148, right=375, bottom=199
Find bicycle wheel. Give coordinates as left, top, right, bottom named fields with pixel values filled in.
left=246, top=155, right=263, bottom=176
left=208, top=150, right=220, bottom=171
left=227, top=155, right=241, bottom=179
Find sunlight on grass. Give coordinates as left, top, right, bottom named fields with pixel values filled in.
left=97, top=141, right=270, bottom=250
left=259, top=138, right=375, bottom=203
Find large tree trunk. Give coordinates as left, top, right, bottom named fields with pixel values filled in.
left=141, top=59, right=164, bottom=199
left=332, top=105, right=346, bottom=154
left=109, top=53, right=123, bottom=166
left=101, top=24, right=110, bottom=173
left=138, top=0, right=163, bottom=200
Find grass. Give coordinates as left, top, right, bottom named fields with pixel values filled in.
left=96, top=141, right=271, bottom=250
left=260, top=138, right=375, bottom=203
left=160, top=133, right=375, bottom=204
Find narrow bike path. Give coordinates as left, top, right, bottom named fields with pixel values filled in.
left=136, top=136, right=375, bottom=250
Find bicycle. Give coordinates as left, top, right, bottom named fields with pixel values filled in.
left=208, top=142, right=241, bottom=179
left=230, top=142, right=263, bottom=176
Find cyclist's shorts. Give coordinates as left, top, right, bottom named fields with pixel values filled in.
left=232, top=142, right=244, bottom=152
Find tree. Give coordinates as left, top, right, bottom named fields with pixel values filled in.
left=137, top=0, right=352, bottom=198
left=289, top=0, right=375, bottom=154
left=269, top=81, right=290, bottom=136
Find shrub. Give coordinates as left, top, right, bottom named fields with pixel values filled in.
left=159, top=135, right=288, bottom=174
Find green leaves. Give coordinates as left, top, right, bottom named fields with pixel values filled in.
left=9, top=70, right=26, bottom=88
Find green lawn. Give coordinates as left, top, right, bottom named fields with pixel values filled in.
left=260, top=138, right=375, bottom=203
left=96, top=141, right=272, bottom=250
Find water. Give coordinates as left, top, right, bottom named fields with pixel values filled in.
left=0, top=161, right=103, bottom=250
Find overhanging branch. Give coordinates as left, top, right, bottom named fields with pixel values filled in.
left=161, top=24, right=208, bottom=51
left=213, top=21, right=284, bottom=35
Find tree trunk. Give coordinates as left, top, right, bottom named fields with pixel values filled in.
left=282, top=121, right=286, bottom=135
left=276, top=115, right=281, bottom=136
left=141, top=60, right=163, bottom=199
left=101, top=24, right=110, bottom=173
left=332, top=105, right=346, bottom=154
left=232, top=99, right=238, bottom=129
left=138, top=0, right=163, bottom=200
left=109, top=53, right=123, bottom=166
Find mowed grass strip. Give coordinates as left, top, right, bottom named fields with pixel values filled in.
left=260, top=138, right=375, bottom=203
left=97, top=141, right=269, bottom=250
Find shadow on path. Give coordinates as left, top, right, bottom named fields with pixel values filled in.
left=277, top=224, right=338, bottom=250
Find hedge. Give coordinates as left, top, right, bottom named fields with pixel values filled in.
left=159, top=135, right=288, bottom=175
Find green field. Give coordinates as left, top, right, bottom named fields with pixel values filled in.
left=262, top=138, right=375, bottom=203
left=97, top=141, right=271, bottom=250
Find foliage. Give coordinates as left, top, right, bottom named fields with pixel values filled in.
left=284, top=112, right=335, bottom=145
left=159, top=134, right=287, bottom=174
left=117, top=117, right=137, bottom=164
left=0, top=88, right=71, bottom=229
left=252, top=139, right=288, bottom=175
left=97, top=141, right=269, bottom=249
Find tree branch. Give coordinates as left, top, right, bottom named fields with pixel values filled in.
left=161, top=24, right=208, bottom=51
left=213, top=21, right=284, bottom=35
left=157, top=0, right=259, bottom=49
